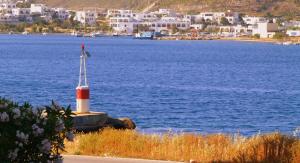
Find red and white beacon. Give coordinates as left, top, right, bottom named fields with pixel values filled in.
left=76, top=44, right=90, bottom=113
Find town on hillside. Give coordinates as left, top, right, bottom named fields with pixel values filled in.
left=1, top=0, right=300, bottom=42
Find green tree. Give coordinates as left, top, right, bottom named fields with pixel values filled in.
left=16, top=23, right=26, bottom=32
left=273, top=32, right=287, bottom=40
left=220, top=17, right=230, bottom=26
left=253, top=34, right=260, bottom=39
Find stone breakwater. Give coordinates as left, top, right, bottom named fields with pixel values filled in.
left=72, top=112, right=136, bottom=132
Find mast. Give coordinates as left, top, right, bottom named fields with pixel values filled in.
left=78, top=44, right=88, bottom=87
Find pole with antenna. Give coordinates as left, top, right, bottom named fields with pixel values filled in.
left=76, top=44, right=90, bottom=113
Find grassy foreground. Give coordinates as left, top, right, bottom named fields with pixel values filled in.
left=64, top=128, right=300, bottom=162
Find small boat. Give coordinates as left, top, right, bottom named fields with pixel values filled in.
left=71, top=31, right=83, bottom=37
left=76, top=33, right=84, bottom=37
left=42, top=32, right=47, bottom=36
left=71, top=31, right=84, bottom=37
left=93, top=32, right=103, bottom=37
left=283, top=41, right=292, bottom=46
left=22, top=31, right=29, bottom=35
left=8, top=31, right=13, bottom=35
left=294, top=42, right=300, bottom=45
left=112, top=32, right=119, bottom=37
left=134, top=32, right=154, bottom=40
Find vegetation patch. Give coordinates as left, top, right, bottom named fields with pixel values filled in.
left=0, top=98, right=74, bottom=162
left=65, top=128, right=300, bottom=162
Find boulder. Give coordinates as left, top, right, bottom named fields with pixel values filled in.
left=104, top=117, right=136, bottom=130
left=72, top=112, right=136, bottom=132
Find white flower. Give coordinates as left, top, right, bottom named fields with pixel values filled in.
left=32, top=124, right=44, bottom=136
left=41, top=110, right=48, bottom=120
left=40, top=139, right=51, bottom=154
left=12, top=108, right=21, bottom=119
left=66, top=132, right=74, bottom=141
left=16, top=130, right=29, bottom=144
left=15, top=141, right=23, bottom=147
left=8, top=148, right=19, bottom=160
left=0, top=112, right=9, bottom=122
left=55, top=119, right=65, bottom=132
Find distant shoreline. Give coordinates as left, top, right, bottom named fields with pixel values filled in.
left=1, top=33, right=298, bottom=45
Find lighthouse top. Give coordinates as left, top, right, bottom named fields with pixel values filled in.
left=78, top=44, right=89, bottom=87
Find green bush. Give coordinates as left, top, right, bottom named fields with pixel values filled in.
left=254, top=34, right=260, bottom=39
left=273, top=32, right=288, bottom=39
left=0, top=98, right=74, bottom=162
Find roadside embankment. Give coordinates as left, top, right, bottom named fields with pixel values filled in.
left=65, top=128, right=300, bottom=162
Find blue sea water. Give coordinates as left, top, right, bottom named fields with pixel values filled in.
left=0, top=34, right=300, bottom=136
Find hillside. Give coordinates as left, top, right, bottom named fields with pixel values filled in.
left=35, top=0, right=300, bottom=18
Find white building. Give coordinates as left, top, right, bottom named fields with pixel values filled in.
left=225, top=12, right=239, bottom=25
left=199, top=12, right=225, bottom=22
left=54, top=8, right=69, bottom=20
left=30, top=4, right=48, bottom=15
left=12, top=8, right=30, bottom=17
left=74, top=10, right=96, bottom=25
left=133, top=13, right=157, bottom=22
left=149, top=17, right=191, bottom=32
left=0, top=2, right=16, bottom=13
left=252, top=22, right=279, bottom=38
left=107, top=9, right=132, bottom=18
left=286, top=30, right=300, bottom=37
left=155, top=9, right=176, bottom=17
left=219, top=25, right=249, bottom=36
left=110, top=17, right=135, bottom=34
left=0, top=13, right=18, bottom=23
left=243, top=16, right=266, bottom=25
left=12, top=8, right=31, bottom=22
left=190, top=24, right=205, bottom=30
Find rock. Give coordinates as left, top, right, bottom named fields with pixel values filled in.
left=104, top=117, right=136, bottom=130
left=72, top=111, right=136, bottom=132
left=119, top=118, right=136, bottom=129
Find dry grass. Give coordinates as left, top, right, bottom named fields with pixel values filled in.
left=64, top=128, right=300, bottom=162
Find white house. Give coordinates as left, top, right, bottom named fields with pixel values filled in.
left=199, top=12, right=225, bottom=22
left=252, top=22, right=279, bottom=38
left=190, top=24, right=205, bottom=30
left=54, top=8, right=69, bottom=20
left=12, top=8, right=31, bottom=22
left=0, top=13, right=18, bottom=23
left=109, top=17, right=135, bottom=34
left=12, top=8, right=30, bottom=17
left=286, top=30, right=300, bottom=37
left=107, top=9, right=132, bottom=18
left=0, top=2, right=16, bottom=13
left=243, top=16, right=266, bottom=25
left=219, top=25, right=249, bottom=36
left=30, top=4, right=48, bottom=15
left=156, top=9, right=176, bottom=17
left=149, top=17, right=191, bottom=32
left=133, top=13, right=157, bottom=22
left=225, top=12, right=239, bottom=25
left=74, top=10, right=96, bottom=25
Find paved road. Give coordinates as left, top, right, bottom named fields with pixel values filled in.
left=63, top=155, right=182, bottom=163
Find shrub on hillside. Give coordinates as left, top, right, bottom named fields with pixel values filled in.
left=273, top=32, right=288, bottom=40
left=0, top=98, right=74, bottom=162
left=253, top=34, right=260, bottom=39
